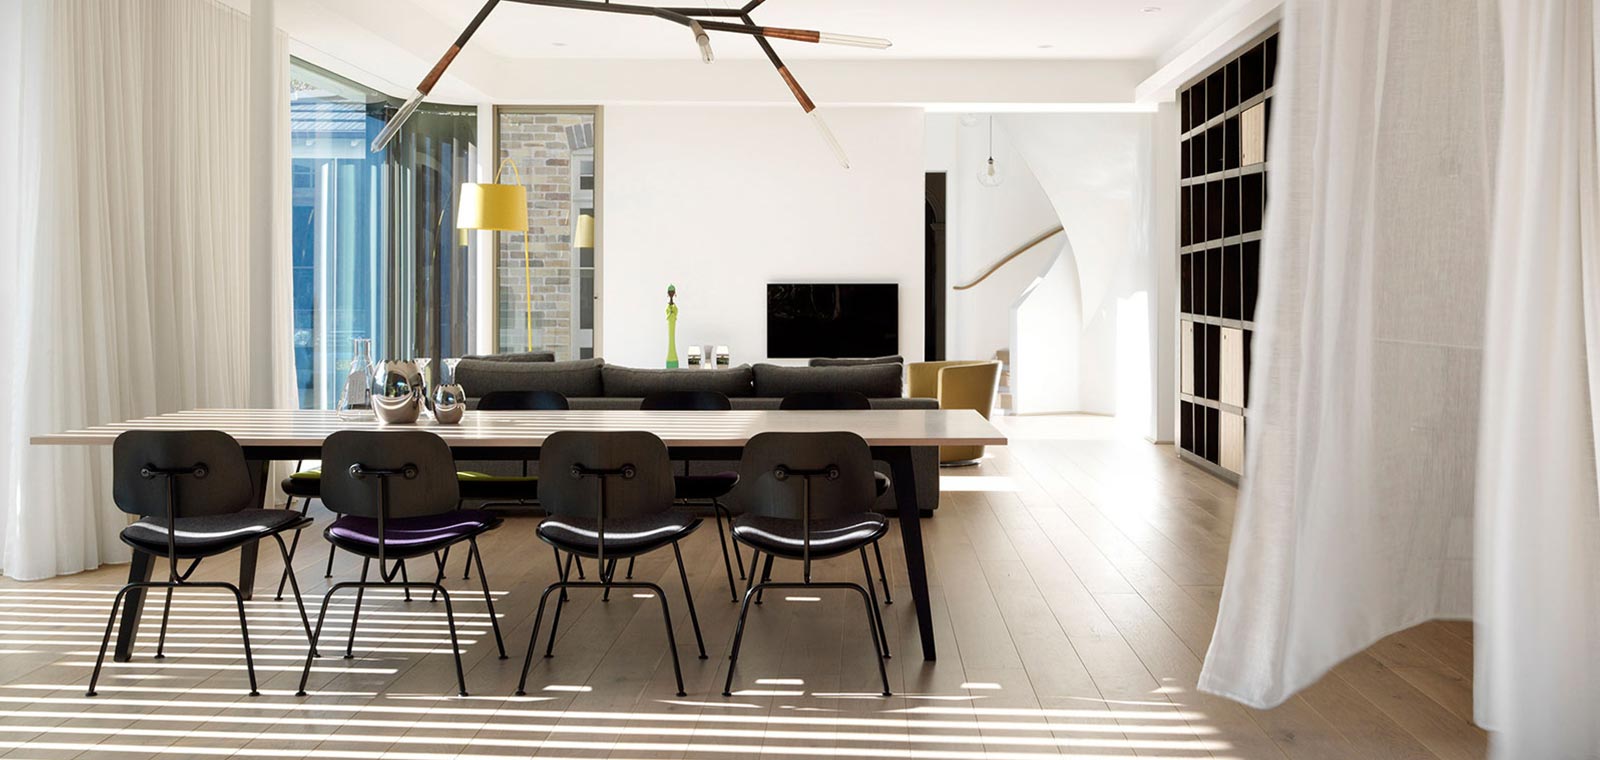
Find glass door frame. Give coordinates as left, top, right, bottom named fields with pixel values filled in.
left=489, top=105, right=604, bottom=358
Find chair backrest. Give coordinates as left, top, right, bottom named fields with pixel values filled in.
left=478, top=389, right=570, bottom=410
left=112, top=430, right=253, bottom=519
left=319, top=430, right=460, bottom=519
left=778, top=391, right=871, bottom=411
left=537, top=431, right=675, bottom=524
left=730, top=432, right=876, bottom=521
left=640, top=390, right=731, bottom=411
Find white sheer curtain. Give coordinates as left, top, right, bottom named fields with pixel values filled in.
left=0, top=0, right=294, bottom=580
left=1199, top=0, right=1497, bottom=708
left=1476, top=0, right=1600, bottom=756
left=1203, top=0, right=1600, bottom=754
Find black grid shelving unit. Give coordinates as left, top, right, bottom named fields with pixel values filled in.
left=1177, top=29, right=1277, bottom=482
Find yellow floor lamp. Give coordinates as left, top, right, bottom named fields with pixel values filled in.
left=458, top=159, right=534, bottom=352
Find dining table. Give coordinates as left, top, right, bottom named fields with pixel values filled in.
left=32, top=407, right=1008, bottom=664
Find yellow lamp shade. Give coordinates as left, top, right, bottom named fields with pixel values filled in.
left=456, top=182, right=528, bottom=232
left=575, top=213, right=595, bottom=248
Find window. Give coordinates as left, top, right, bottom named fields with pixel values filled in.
left=289, top=59, right=478, bottom=408
left=493, top=108, right=599, bottom=359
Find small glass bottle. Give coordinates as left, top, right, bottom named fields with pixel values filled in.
left=337, top=338, right=375, bottom=420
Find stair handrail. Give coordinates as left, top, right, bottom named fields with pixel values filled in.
left=952, top=226, right=1066, bottom=291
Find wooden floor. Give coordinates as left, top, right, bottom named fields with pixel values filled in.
left=0, top=415, right=1486, bottom=759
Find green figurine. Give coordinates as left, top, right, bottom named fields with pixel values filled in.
left=665, top=284, right=680, bottom=368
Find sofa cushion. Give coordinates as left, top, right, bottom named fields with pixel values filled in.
left=602, top=364, right=754, bottom=398
left=457, top=357, right=604, bottom=398
left=465, top=351, right=556, bottom=363
left=809, top=355, right=903, bottom=367
left=752, top=363, right=903, bottom=398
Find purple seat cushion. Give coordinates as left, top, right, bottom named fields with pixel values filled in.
left=327, top=510, right=502, bottom=559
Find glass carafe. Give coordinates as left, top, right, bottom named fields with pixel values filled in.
left=337, top=338, right=375, bottom=420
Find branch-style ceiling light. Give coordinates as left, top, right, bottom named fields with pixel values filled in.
left=370, top=0, right=891, bottom=168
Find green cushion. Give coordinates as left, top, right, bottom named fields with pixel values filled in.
left=289, top=469, right=321, bottom=479
left=455, top=471, right=537, bottom=483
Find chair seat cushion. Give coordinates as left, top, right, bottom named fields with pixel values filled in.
left=537, top=512, right=701, bottom=558
left=731, top=513, right=888, bottom=560
left=327, top=510, right=502, bottom=559
left=122, top=509, right=310, bottom=558
left=455, top=471, right=539, bottom=500
left=874, top=471, right=890, bottom=498
left=673, top=471, right=738, bottom=500
left=281, top=469, right=323, bottom=498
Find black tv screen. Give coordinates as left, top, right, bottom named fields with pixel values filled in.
left=767, top=283, right=898, bottom=359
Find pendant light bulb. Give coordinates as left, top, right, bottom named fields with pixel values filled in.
left=809, top=110, right=851, bottom=169
left=690, top=21, right=714, bottom=63
left=977, top=115, right=1004, bottom=187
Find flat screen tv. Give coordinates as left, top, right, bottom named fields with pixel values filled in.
left=767, top=283, right=898, bottom=359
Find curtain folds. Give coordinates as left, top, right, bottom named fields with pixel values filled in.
left=1204, top=0, right=1600, bottom=754
left=1475, top=0, right=1600, bottom=756
left=1199, top=0, right=1497, bottom=709
left=0, top=0, right=293, bottom=580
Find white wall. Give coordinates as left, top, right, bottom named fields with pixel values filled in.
left=599, top=105, right=924, bottom=368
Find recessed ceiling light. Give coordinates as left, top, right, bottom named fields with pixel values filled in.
left=1037, top=44, right=1054, bottom=49
left=551, top=41, right=568, bottom=47
left=1142, top=6, right=1162, bottom=12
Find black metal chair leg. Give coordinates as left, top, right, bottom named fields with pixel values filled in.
left=515, top=584, right=561, bottom=696
left=324, top=542, right=336, bottom=578
left=273, top=533, right=317, bottom=654
left=461, top=540, right=475, bottom=581
left=86, top=584, right=133, bottom=696
left=755, top=555, right=775, bottom=605
left=400, top=559, right=412, bottom=602
left=722, top=582, right=761, bottom=696
left=153, top=587, right=174, bottom=659
left=433, top=583, right=470, bottom=697
left=647, top=581, right=688, bottom=697
left=297, top=582, right=342, bottom=696
left=543, top=560, right=569, bottom=658
left=860, top=548, right=890, bottom=659
left=602, top=559, right=617, bottom=602
left=274, top=496, right=304, bottom=601
left=715, top=501, right=744, bottom=576
left=712, top=505, right=738, bottom=602
left=556, top=548, right=571, bottom=603
left=345, top=559, right=370, bottom=659
left=625, top=556, right=635, bottom=580
left=872, top=540, right=893, bottom=604
left=468, top=538, right=508, bottom=659
left=430, top=547, right=450, bottom=603
left=226, top=585, right=261, bottom=696
left=672, top=542, right=708, bottom=659
left=847, top=582, right=892, bottom=696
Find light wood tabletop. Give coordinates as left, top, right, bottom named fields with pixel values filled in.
left=30, top=407, right=1008, bottom=449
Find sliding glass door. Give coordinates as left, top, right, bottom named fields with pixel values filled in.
left=289, top=59, right=477, bottom=408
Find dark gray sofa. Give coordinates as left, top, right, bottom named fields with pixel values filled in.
left=454, top=357, right=940, bottom=514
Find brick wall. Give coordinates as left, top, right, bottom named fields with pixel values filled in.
left=495, top=112, right=590, bottom=358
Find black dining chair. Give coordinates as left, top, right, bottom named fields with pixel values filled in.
left=778, top=391, right=893, bottom=604
left=640, top=390, right=743, bottom=602
left=451, top=389, right=568, bottom=582
left=88, top=431, right=315, bottom=697
left=723, top=431, right=892, bottom=697
left=516, top=430, right=706, bottom=698
left=295, top=430, right=508, bottom=698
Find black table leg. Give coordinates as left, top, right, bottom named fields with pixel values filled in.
left=878, top=445, right=936, bottom=660
left=113, top=550, right=155, bottom=662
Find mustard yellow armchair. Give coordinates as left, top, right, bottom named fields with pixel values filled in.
left=908, top=360, right=1003, bottom=466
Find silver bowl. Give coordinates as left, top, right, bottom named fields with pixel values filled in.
left=431, top=383, right=466, bottom=425
left=373, top=360, right=423, bottom=425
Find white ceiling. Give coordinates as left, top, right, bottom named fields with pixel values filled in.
left=407, top=0, right=1218, bottom=61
